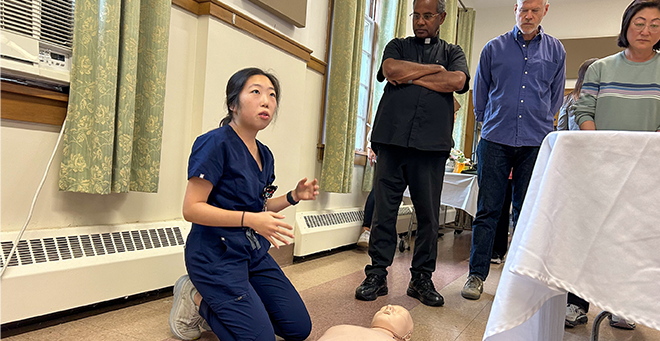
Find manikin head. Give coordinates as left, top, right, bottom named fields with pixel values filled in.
left=371, top=305, right=414, bottom=341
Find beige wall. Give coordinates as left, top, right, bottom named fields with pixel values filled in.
left=1, top=2, right=372, bottom=234
left=468, top=0, right=632, bottom=78
left=0, top=8, right=200, bottom=231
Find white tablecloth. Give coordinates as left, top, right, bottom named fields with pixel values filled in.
left=403, top=172, right=479, bottom=217
left=484, top=131, right=660, bottom=341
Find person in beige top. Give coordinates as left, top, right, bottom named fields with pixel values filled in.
left=318, top=305, right=414, bottom=341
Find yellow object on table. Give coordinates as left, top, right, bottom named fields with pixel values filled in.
left=454, top=162, right=465, bottom=173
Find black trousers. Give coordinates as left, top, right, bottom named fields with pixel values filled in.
left=362, top=187, right=375, bottom=228
left=366, top=144, right=449, bottom=277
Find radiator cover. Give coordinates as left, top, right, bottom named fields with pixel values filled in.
left=293, top=205, right=415, bottom=257
left=0, top=220, right=191, bottom=324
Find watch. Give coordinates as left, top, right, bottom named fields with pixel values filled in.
left=286, top=191, right=299, bottom=205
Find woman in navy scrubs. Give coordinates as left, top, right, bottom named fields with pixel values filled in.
left=169, top=67, right=319, bottom=341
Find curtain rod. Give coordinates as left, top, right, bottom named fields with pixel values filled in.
left=458, top=0, right=468, bottom=11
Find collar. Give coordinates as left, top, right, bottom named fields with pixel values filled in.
left=511, top=24, right=545, bottom=41
left=413, top=35, right=439, bottom=45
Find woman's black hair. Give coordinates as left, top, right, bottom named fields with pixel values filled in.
left=219, top=67, right=281, bottom=127
left=572, top=58, right=599, bottom=97
left=618, top=0, right=660, bottom=51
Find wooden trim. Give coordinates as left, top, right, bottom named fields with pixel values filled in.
left=354, top=152, right=367, bottom=166
left=308, top=56, right=326, bottom=75
left=173, top=0, right=315, bottom=63
left=1, top=81, right=68, bottom=126
left=317, top=0, right=334, bottom=157
left=171, top=0, right=200, bottom=14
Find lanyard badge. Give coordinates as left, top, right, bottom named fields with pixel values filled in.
left=262, top=184, right=278, bottom=211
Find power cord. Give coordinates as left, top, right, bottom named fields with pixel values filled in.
left=0, top=119, right=67, bottom=278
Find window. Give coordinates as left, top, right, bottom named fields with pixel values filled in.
left=355, top=0, right=380, bottom=153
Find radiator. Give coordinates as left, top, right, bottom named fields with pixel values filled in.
left=0, top=220, right=191, bottom=324
left=293, top=205, right=415, bottom=257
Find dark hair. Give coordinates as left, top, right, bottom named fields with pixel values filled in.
left=219, top=67, right=281, bottom=127
left=617, top=0, right=660, bottom=51
left=572, top=58, right=599, bottom=97
left=412, top=0, right=446, bottom=14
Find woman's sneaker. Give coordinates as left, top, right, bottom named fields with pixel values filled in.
left=609, top=315, right=636, bottom=330
left=357, top=229, right=370, bottom=248
left=565, top=304, right=588, bottom=327
left=169, top=275, right=203, bottom=340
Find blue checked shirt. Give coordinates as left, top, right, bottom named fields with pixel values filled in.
left=473, top=25, right=566, bottom=147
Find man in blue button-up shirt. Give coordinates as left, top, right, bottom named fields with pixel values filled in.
left=461, top=0, right=565, bottom=301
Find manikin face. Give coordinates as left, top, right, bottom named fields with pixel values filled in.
left=412, top=0, right=446, bottom=39
left=231, top=74, right=277, bottom=130
left=514, top=0, right=548, bottom=38
left=626, top=7, right=660, bottom=54
left=371, top=305, right=414, bottom=340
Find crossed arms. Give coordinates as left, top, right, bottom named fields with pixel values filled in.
left=382, top=58, right=466, bottom=93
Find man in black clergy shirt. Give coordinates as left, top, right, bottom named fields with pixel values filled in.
left=355, top=0, right=470, bottom=307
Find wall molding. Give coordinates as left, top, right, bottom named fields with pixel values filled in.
left=1, top=82, right=68, bottom=126
left=171, top=0, right=327, bottom=74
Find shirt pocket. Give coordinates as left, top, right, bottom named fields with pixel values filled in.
left=528, top=59, right=559, bottom=89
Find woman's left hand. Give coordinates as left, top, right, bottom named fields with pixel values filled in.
left=293, top=178, right=319, bottom=201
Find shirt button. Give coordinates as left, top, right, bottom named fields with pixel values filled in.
left=522, top=85, right=526, bottom=88
left=519, top=115, right=522, bottom=118
left=525, top=71, right=528, bottom=74
left=521, top=100, right=524, bottom=103
left=525, top=57, right=528, bottom=60
left=523, top=44, right=526, bottom=47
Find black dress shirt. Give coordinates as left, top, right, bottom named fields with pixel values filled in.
left=371, top=36, right=470, bottom=152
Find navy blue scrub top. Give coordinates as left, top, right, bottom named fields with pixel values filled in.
left=188, top=125, right=276, bottom=217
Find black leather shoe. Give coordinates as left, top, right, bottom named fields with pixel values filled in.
left=355, top=273, right=388, bottom=301
left=407, top=274, right=444, bottom=307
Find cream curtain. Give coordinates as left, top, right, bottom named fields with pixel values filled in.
left=361, top=0, right=409, bottom=192
left=58, top=0, right=170, bottom=194
left=452, top=7, right=476, bottom=151
left=320, top=1, right=365, bottom=193
left=439, top=0, right=458, bottom=44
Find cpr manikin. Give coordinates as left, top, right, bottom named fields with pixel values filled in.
left=318, top=305, right=414, bottom=341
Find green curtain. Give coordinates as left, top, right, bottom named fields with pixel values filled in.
left=320, top=0, right=365, bottom=193
left=452, top=8, right=476, bottom=152
left=58, top=0, right=170, bottom=194
left=361, top=0, right=408, bottom=192
left=438, top=0, right=458, bottom=44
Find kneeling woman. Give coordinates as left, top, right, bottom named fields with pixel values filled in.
left=170, top=67, right=318, bottom=341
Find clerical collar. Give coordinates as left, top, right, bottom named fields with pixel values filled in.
left=414, top=36, right=438, bottom=45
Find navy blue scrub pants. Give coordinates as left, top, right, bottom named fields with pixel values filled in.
left=469, top=139, right=539, bottom=280
left=185, top=225, right=311, bottom=341
left=366, top=144, right=449, bottom=278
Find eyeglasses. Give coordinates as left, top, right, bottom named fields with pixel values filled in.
left=409, top=12, right=440, bottom=21
left=632, top=20, right=660, bottom=33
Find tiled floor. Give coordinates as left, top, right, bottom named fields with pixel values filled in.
left=4, top=229, right=659, bottom=340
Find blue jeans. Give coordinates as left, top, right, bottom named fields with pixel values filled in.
left=469, top=139, right=540, bottom=280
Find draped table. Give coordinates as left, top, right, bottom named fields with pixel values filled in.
left=483, top=131, right=660, bottom=341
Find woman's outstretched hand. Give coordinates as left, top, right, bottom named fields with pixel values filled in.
left=246, top=211, right=294, bottom=249
left=293, top=178, right=319, bottom=202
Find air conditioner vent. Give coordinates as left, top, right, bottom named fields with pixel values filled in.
left=0, top=0, right=39, bottom=38
left=40, top=0, right=75, bottom=48
left=1, top=0, right=74, bottom=50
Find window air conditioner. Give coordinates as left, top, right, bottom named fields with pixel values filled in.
left=0, top=0, right=75, bottom=85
